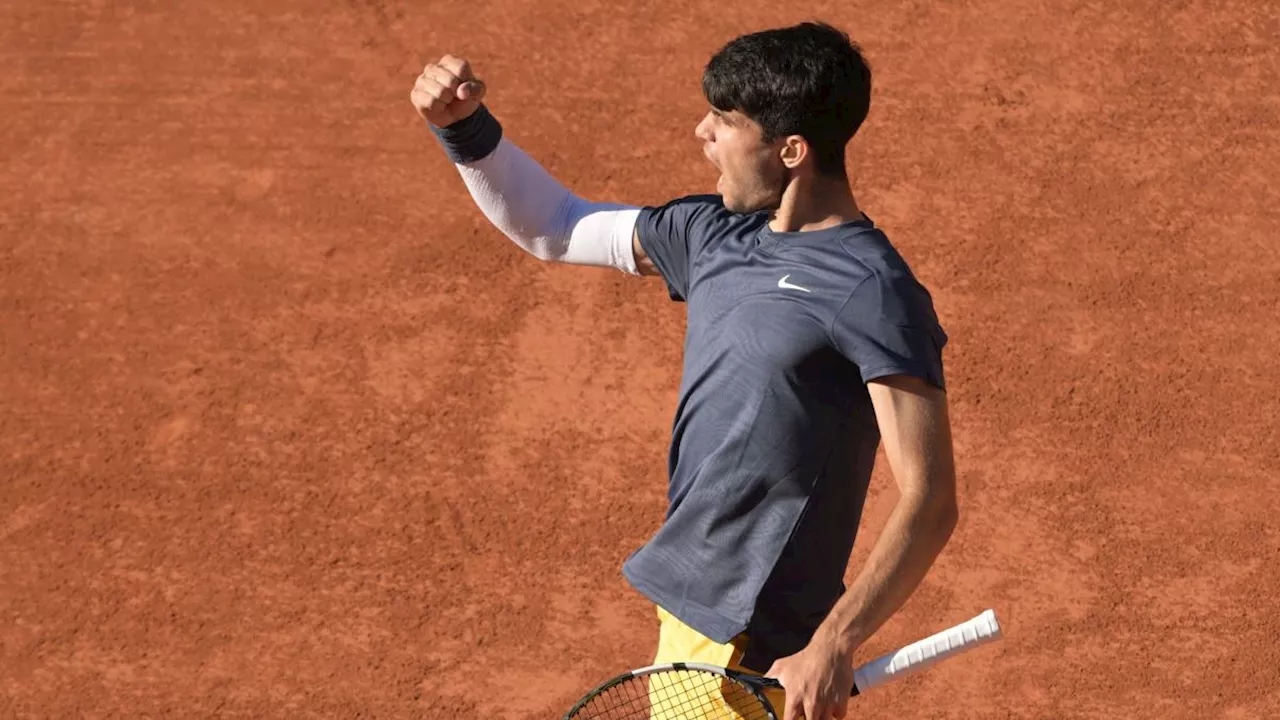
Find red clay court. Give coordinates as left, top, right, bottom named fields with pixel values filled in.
left=2, top=1, right=1277, bottom=717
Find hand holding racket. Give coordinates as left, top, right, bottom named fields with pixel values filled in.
left=564, top=608, right=1002, bottom=720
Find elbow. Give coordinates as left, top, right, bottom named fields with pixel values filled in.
left=931, top=485, right=959, bottom=546
left=524, top=241, right=559, bottom=263
left=937, top=494, right=958, bottom=543
left=900, top=482, right=958, bottom=549
left=499, top=230, right=561, bottom=263
left=912, top=482, right=958, bottom=544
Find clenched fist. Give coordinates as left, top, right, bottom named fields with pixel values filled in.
left=410, top=55, right=487, bottom=128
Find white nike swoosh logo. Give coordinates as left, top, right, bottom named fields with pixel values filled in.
left=777, top=274, right=812, bottom=293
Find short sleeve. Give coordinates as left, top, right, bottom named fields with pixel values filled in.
left=830, top=271, right=948, bottom=389
left=635, top=194, right=727, bottom=302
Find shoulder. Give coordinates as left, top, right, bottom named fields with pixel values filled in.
left=637, top=193, right=765, bottom=254
left=642, top=193, right=726, bottom=214
left=834, top=230, right=942, bottom=329
left=638, top=194, right=737, bottom=234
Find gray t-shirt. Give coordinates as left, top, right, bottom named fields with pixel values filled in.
left=622, top=194, right=948, bottom=671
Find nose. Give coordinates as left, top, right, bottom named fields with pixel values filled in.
left=694, top=112, right=714, bottom=143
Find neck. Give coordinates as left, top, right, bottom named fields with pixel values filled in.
left=768, top=171, right=864, bottom=232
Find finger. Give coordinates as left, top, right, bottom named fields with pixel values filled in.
left=426, top=64, right=462, bottom=92
left=433, top=59, right=483, bottom=102
left=411, top=84, right=453, bottom=116
left=438, top=54, right=474, bottom=81
left=414, top=76, right=453, bottom=105
left=456, top=79, right=485, bottom=102
left=410, top=88, right=439, bottom=116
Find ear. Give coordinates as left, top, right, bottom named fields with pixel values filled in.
left=779, top=134, right=809, bottom=170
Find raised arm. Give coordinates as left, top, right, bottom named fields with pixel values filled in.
left=410, top=55, right=660, bottom=276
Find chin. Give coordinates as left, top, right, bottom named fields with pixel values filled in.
left=722, top=194, right=774, bottom=215
left=718, top=187, right=753, bottom=214
left=720, top=179, right=781, bottom=214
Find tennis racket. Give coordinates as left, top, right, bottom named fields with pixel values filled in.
left=563, top=608, right=1002, bottom=720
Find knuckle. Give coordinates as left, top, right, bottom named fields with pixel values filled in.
left=444, top=55, right=469, bottom=76
left=430, top=66, right=457, bottom=86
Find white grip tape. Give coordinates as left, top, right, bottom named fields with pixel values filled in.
left=853, top=609, right=1002, bottom=693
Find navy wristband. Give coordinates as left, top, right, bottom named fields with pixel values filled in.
left=429, top=104, right=503, bottom=163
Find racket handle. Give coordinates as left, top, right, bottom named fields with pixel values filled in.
left=852, top=609, right=1002, bottom=694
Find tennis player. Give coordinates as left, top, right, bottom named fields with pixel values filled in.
left=412, top=21, right=959, bottom=720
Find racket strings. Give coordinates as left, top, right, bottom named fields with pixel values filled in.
left=570, top=669, right=772, bottom=720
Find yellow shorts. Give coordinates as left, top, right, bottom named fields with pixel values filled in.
left=648, top=606, right=787, bottom=720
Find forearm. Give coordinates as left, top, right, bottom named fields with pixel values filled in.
left=816, top=489, right=958, bottom=654
left=428, top=107, right=639, bottom=272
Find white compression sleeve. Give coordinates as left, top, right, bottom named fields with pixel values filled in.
left=454, top=137, right=641, bottom=274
